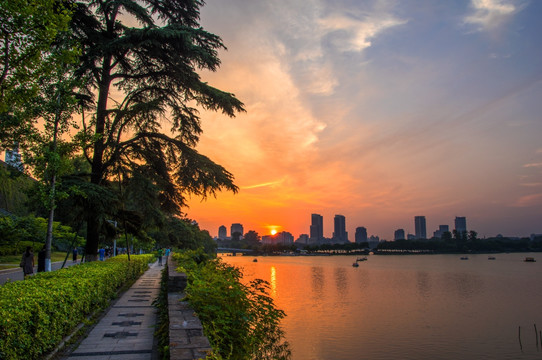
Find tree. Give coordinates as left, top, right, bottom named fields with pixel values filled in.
left=70, top=0, right=244, bottom=261
left=468, top=230, right=478, bottom=241
left=244, top=230, right=261, bottom=249
left=0, top=0, right=73, bottom=142
left=441, top=231, right=452, bottom=241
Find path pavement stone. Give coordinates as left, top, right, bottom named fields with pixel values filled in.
left=63, top=261, right=163, bottom=360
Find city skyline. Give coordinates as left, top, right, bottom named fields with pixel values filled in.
left=215, top=213, right=484, bottom=243
left=184, top=0, right=542, bottom=239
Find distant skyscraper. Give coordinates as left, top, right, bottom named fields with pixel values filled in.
left=333, top=214, right=348, bottom=243
left=262, top=231, right=294, bottom=245
left=355, top=227, right=368, bottom=243
left=310, top=214, right=323, bottom=244
left=218, top=225, right=227, bottom=240
left=394, top=229, right=405, bottom=240
left=455, top=217, right=467, bottom=235
left=414, top=216, right=427, bottom=239
left=433, top=225, right=449, bottom=239
left=295, top=234, right=309, bottom=245
left=230, top=223, right=244, bottom=239
left=5, top=143, right=23, bottom=171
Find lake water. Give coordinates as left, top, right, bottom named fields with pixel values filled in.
left=222, top=253, right=542, bottom=360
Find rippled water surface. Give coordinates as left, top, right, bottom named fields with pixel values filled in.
left=222, top=253, right=542, bottom=360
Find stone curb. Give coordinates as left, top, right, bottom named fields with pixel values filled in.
left=167, top=256, right=212, bottom=360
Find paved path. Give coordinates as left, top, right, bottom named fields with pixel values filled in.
left=62, top=261, right=162, bottom=360
left=0, top=259, right=80, bottom=285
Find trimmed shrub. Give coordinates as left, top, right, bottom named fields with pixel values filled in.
left=0, top=254, right=154, bottom=359
left=173, top=249, right=291, bottom=360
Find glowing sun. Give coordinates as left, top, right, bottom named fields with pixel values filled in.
left=271, top=229, right=277, bottom=235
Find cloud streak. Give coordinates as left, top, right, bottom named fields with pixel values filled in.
left=464, top=0, right=520, bottom=32
left=188, top=0, right=542, bottom=239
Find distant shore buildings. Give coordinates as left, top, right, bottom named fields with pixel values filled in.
left=414, top=216, right=427, bottom=240
left=216, top=214, right=473, bottom=247
left=355, top=227, right=367, bottom=244
left=455, top=217, right=467, bottom=235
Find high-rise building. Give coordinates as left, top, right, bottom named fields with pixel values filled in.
left=295, top=234, right=309, bottom=245
left=455, top=217, right=467, bottom=235
left=218, top=225, right=227, bottom=240
left=333, top=214, right=348, bottom=243
left=230, top=223, right=244, bottom=239
left=368, top=235, right=380, bottom=249
left=262, top=231, right=294, bottom=245
left=414, top=216, right=427, bottom=239
left=5, top=143, right=23, bottom=171
left=394, top=229, right=405, bottom=240
left=310, top=214, right=323, bottom=244
left=433, top=225, right=449, bottom=239
left=355, top=227, right=368, bottom=243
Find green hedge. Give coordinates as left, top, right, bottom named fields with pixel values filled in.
left=0, top=254, right=154, bottom=360
left=173, top=249, right=291, bottom=360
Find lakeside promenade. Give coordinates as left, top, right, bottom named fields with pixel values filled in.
left=58, top=260, right=162, bottom=360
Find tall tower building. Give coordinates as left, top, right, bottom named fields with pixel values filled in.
left=230, top=223, right=244, bottom=239
left=394, top=229, right=405, bottom=240
left=5, top=143, right=23, bottom=171
left=355, top=227, right=367, bottom=243
left=455, top=217, right=467, bottom=235
left=218, top=225, right=227, bottom=240
left=333, top=214, right=348, bottom=243
left=310, top=214, right=323, bottom=244
left=414, top=216, right=427, bottom=239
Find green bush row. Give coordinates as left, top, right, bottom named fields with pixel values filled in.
left=173, top=249, right=291, bottom=360
left=0, top=215, right=84, bottom=255
left=0, top=254, right=154, bottom=360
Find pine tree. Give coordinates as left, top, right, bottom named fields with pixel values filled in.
left=71, top=0, right=244, bottom=260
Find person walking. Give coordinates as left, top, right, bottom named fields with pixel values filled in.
left=157, top=248, right=163, bottom=266
left=20, top=246, right=34, bottom=278
left=37, top=245, right=46, bottom=272
left=99, top=247, right=105, bottom=261
left=72, top=247, right=78, bottom=263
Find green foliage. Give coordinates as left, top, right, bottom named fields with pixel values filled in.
left=0, top=254, right=153, bottom=360
left=0, top=164, right=35, bottom=215
left=0, top=215, right=83, bottom=255
left=154, top=262, right=170, bottom=360
left=0, top=0, right=73, bottom=115
left=150, top=216, right=216, bottom=253
left=174, top=249, right=291, bottom=360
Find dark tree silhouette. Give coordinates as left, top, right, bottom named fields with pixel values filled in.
left=70, top=0, right=244, bottom=260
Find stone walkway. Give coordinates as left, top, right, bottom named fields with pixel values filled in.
left=62, top=261, right=163, bottom=360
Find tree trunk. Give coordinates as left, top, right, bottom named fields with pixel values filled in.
left=44, top=173, right=55, bottom=272
left=84, top=55, right=112, bottom=261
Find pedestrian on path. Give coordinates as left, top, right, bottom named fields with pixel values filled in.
left=72, top=247, right=78, bottom=262
left=99, top=247, right=105, bottom=261
left=20, top=246, right=34, bottom=278
left=157, top=248, right=163, bottom=266
left=38, top=245, right=46, bottom=272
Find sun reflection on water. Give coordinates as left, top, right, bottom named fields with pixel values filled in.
left=270, top=265, right=277, bottom=297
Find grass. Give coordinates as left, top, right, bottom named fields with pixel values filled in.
left=0, top=251, right=71, bottom=269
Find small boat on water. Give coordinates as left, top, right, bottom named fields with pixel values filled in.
left=460, top=256, right=469, bottom=260
left=488, top=256, right=496, bottom=260
left=524, top=257, right=536, bottom=262
left=356, top=257, right=368, bottom=262
left=253, top=258, right=258, bottom=262
left=352, top=262, right=359, bottom=267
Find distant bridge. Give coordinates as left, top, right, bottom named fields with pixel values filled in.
left=216, top=248, right=254, bottom=254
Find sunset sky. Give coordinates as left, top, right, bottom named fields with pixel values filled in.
left=185, top=0, right=542, bottom=240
